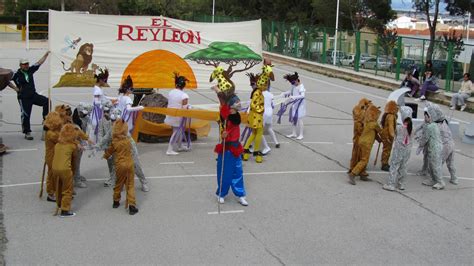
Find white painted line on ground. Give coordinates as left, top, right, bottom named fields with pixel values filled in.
left=7, top=148, right=38, bottom=152
left=208, top=210, right=245, bottom=215
left=346, top=143, right=353, bottom=145
left=159, top=161, right=195, bottom=165
left=303, top=142, right=334, bottom=144
left=1, top=170, right=473, bottom=188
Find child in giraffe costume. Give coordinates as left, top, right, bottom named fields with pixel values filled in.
left=242, top=64, right=272, bottom=163
left=210, top=66, right=236, bottom=104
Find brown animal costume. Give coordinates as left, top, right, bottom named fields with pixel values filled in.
left=348, top=105, right=382, bottom=185
left=52, top=124, right=79, bottom=216
left=55, top=104, right=72, bottom=125
left=349, top=98, right=372, bottom=174
left=43, top=112, right=63, bottom=200
left=103, top=119, right=138, bottom=215
left=380, top=101, right=398, bottom=171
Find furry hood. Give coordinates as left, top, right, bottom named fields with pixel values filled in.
left=76, top=102, right=93, bottom=115
left=44, top=112, right=63, bottom=131
left=58, top=124, right=77, bottom=144
left=101, top=99, right=113, bottom=112
left=55, top=104, right=72, bottom=117
left=384, top=100, right=398, bottom=114
left=357, top=98, right=372, bottom=108
left=112, top=119, right=128, bottom=140
left=365, top=105, right=381, bottom=123
left=425, top=102, right=444, bottom=122
left=399, top=106, right=413, bottom=121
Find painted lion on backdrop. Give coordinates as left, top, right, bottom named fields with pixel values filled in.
left=62, top=43, right=94, bottom=74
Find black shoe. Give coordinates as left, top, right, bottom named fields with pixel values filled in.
left=275, top=143, right=280, bottom=148
left=59, top=210, right=76, bottom=218
left=381, top=164, right=390, bottom=172
left=129, top=205, right=139, bottom=215
left=113, top=201, right=120, bottom=208
left=47, top=195, right=56, bottom=202
left=360, top=176, right=372, bottom=181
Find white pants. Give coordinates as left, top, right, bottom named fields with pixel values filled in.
left=261, top=123, right=279, bottom=152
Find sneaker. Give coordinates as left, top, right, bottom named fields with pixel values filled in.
left=296, top=135, right=304, bottom=140
left=24, top=133, right=34, bottom=140
left=449, top=178, right=459, bottom=185
left=166, top=150, right=179, bottom=155
left=360, top=176, right=371, bottom=181
left=347, top=173, right=356, bottom=185
left=104, top=178, right=113, bottom=187
left=432, top=182, right=445, bottom=190
left=275, top=143, right=280, bottom=148
left=75, top=180, right=87, bottom=188
left=398, top=184, right=406, bottom=190
left=217, top=196, right=224, bottom=204
left=113, top=201, right=120, bottom=208
left=382, top=184, right=395, bottom=191
left=460, top=105, right=467, bottom=112
left=381, top=164, right=390, bottom=171
left=450, top=106, right=455, bottom=110
left=262, top=147, right=271, bottom=155
left=177, top=146, right=190, bottom=152
left=80, top=175, right=87, bottom=182
left=141, top=183, right=150, bottom=192
left=286, top=133, right=297, bottom=138
left=59, top=210, right=76, bottom=218
left=360, top=171, right=369, bottom=177
left=129, top=205, right=139, bottom=215
left=422, top=179, right=436, bottom=186
left=47, top=194, right=56, bottom=202
left=238, top=197, right=248, bottom=206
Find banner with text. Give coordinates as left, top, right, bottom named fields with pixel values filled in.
left=49, top=10, right=262, bottom=91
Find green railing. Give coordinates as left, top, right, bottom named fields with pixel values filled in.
left=187, top=13, right=473, bottom=92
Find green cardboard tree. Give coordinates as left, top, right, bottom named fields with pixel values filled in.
left=185, top=42, right=262, bottom=78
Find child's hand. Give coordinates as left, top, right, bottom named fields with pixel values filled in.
left=221, top=131, right=228, bottom=139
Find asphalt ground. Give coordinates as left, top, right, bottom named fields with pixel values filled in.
left=0, top=63, right=473, bottom=264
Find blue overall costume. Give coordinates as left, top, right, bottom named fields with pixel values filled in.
left=215, top=105, right=246, bottom=198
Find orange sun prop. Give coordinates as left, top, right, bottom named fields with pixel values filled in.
left=122, top=50, right=197, bottom=89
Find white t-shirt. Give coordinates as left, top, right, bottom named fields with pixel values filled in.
left=93, top=85, right=104, bottom=105
left=164, top=89, right=189, bottom=127
left=263, top=90, right=274, bottom=125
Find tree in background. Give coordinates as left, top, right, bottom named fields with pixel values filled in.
left=413, top=0, right=472, bottom=62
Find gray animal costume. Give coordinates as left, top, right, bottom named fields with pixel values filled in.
left=96, top=100, right=116, bottom=186
left=383, top=106, right=413, bottom=191
left=73, top=103, right=93, bottom=188
left=95, top=107, right=149, bottom=192
left=430, top=103, right=458, bottom=185
left=417, top=104, right=445, bottom=189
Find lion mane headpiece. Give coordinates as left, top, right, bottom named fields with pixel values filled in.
left=384, top=100, right=399, bottom=114
left=58, top=123, right=78, bottom=144
left=44, top=111, right=63, bottom=131
left=112, top=119, right=128, bottom=140
left=54, top=104, right=72, bottom=124
left=365, top=104, right=381, bottom=123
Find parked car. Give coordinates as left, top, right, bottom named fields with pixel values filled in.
left=361, top=57, right=392, bottom=71
left=400, top=58, right=422, bottom=72
left=341, top=54, right=370, bottom=67
left=325, top=50, right=346, bottom=64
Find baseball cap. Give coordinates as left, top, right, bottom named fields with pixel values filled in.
left=19, top=58, right=29, bottom=65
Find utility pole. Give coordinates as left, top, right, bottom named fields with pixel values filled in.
left=333, top=0, right=340, bottom=66
left=61, top=0, right=65, bottom=11
left=212, top=0, right=215, bottom=23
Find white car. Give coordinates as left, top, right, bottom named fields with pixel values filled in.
left=361, top=57, right=392, bottom=71
left=341, top=55, right=370, bottom=67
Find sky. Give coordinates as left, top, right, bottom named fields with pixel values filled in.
left=391, top=0, right=448, bottom=12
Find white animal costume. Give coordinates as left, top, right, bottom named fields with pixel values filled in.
left=382, top=106, right=413, bottom=191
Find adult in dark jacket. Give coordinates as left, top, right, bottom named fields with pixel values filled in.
left=12, top=51, right=50, bottom=140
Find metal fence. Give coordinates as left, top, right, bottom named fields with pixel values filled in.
left=260, top=20, right=474, bottom=92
